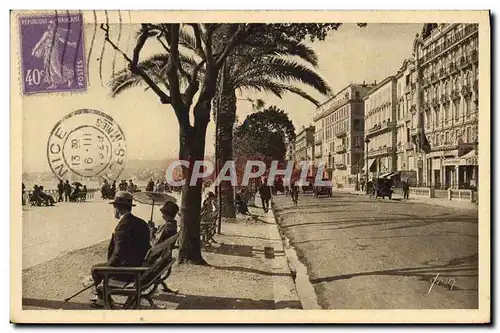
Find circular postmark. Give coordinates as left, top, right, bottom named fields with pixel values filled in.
left=47, top=109, right=126, bottom=181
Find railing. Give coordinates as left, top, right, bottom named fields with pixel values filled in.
left=335, top=130, right=347, bottom=138
left=449, top=62, right=457, bottom=74
left=367, top=119, right=394, bottom=137
left=430, top=72, right=438, bottom=83
left=439, top=67, right=447, bottom=79
left=335, top=163, right=347, bottom=170
left=470, top=50, right=478, bottom=63
left=432, top=98, right=440, bottom=109
left=451, top=89, right=460, bottom=101
left=419, top=24, right=478, bottom=64
left=368, top=146, right=394, bottom=157
left=314, top=150, right=323, bottom=158
left=335, top=144, right=346, bottom=153
left=409, top=187, right=431, bottom=197
left=440, top=94, right=450, bottom=104
left=462, top=85, right=472, bottom=97
left=450, top=189, right=474, bottom=202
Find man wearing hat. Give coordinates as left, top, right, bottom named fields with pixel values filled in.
left=89, top=191, right=151, bottom=307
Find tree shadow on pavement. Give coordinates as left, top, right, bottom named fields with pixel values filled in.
left=23, top=297, right=91, bottom=310
left=156, top=292, right=302, bottom=309
left=209, top=265, right=292, bottom=277
left=309, top=253, right=478, bottom=287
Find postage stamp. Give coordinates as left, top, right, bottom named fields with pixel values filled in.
left=46, top=109, right=126, bottom=181
left=19, top=12, right=87, bottom=94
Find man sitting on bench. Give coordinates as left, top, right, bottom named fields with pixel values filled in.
left=90, top=191, right=151, bottom=308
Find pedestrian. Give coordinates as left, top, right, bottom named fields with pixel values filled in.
left=89, top=191, right=151, bottom=308
left=146, top=178, right=155, bottom=192
left=22, top=182, right=26, bottom=206
left=402, top=180, right=410, bottom=200
left=151, top=201, right=179, bottom=293
left=57, top=180, right=64, bottom=202
left=39, top=186, right=55, bottom=206
left=64, top=180, right=72, bottom=202
left=258, top=178, right=272, bottom=213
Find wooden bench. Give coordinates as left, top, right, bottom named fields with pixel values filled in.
left=200, top=209, right=219, bottom=248
left=92, top=233, right=179, bottom=309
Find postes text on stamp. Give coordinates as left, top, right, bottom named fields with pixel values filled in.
left=19, top=12, right=87, bottom=94
left=47, top=109, right=126, bottom=181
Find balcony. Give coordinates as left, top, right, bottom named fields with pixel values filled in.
left=451, top=89, right=461, bottom=101
left=335, top=144, right=346, bottom=154
left=315, top=138, right=322, bottom=145
left=448, top=62, right=457, bottom=74
left=335, top=162, right=347, bottom=170
left=459, top=56, right=470, bottom=69
left=473, top=79, right=478, bottom=92
left=410, top=104, right=417, bottom=113
left=439, top=67, right=447, bottom=79
left=470, top=49, right=478, bottom=63
left=430, top=72, right=438, bottom=83
left=366, top=119, right=394, bottom=137
left=314, top=149, right=323, bottom=158
left=423, top=78, right=431, bottom=87
left=335, top=130, right=347, bottom=138
left=367, top=146, right=395, bottom=157
left=404, top=85, right=411, bottom=94
left=411, top=83, right=416, bottom=90
left=405, top=142, right=413, bottom=150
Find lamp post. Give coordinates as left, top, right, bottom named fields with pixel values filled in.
left=355, top=145, right=360, bottom=191
left=364, top=137, right=371, bottom=194
left=328, top=152, right=332, bottom=179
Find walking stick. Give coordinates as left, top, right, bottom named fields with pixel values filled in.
left=64, top=283, right=96, bottom=302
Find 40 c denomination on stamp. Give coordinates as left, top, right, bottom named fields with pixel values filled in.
left=47, top=109, right=127, bottom=181
left=19, top=12, right=87, bottom=94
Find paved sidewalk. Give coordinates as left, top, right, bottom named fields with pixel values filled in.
left=22, top=205, right=300, bottom=310
left=333, top=188, right=478, bottom=211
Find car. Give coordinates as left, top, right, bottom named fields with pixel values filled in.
left=371, top=178, right=393, bottom=199
left=314, top=180, right=332, bottom=197
left=301, top=177, right=315, bottom=193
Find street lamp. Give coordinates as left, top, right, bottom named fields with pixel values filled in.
left=328, top=152, right=332, bottom=179
left=364, top=137, right=371, bottom=194
left=355, top=145, right=360, bottom=191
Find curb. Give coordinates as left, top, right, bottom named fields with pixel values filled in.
left=269, top=200, right=322, bottom=310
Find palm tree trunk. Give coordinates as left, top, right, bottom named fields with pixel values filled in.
left=214, top=85, right=237, bottom=218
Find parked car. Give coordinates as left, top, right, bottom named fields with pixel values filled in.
left=314, top=179, right=332, bottom=197
left=301, top=176, right=315, bottom=193
left=371, top=178, right=393, bottom=199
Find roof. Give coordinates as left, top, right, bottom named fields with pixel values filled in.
left=363, top=76, right=395, bottom=100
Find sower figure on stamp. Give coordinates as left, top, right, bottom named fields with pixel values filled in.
left=90, top=191, right=151, bottom=308
left=31, top=19, right=77, bottom=89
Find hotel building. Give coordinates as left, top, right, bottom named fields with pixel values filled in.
left=313, top=84, right=373, bottom=185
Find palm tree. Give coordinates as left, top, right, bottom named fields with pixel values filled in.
left=212, top=40, right=331, bottom=217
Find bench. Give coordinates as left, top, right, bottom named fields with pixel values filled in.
left=92, top=233, right=179, bottom=309
left=200, top=209, right=219, bottom=248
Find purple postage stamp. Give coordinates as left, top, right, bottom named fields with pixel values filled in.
left=19, top=12, right=87, bottom=94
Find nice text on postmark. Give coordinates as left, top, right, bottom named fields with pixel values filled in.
left=19, top=12, right=87, bottom=94
left=47, top=109, right=126, bottom=182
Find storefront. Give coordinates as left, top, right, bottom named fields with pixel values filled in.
left=442, top=150, right=478, bottom=189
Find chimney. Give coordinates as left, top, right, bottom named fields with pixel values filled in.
left=374, top=80, right=377, bottom=85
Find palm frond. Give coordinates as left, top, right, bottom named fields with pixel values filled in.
left=271, top=41, right=318, bottom=67
left=235, top=57, right=331, bottom=95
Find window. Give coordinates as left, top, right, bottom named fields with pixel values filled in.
left=435, top=110, right=439, bottom=125
left=355, top=91, right=360, bottom=99
left=445, top=132, right=449, bottom=144
left=466, top=127, right=472, bottom=142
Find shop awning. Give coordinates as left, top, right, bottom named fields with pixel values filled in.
left=380, top=172, right=396, bottom=178
left=362, top=159, right=376, bottom=172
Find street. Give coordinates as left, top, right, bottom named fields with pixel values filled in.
left=273, top=192, right=478, bottom=309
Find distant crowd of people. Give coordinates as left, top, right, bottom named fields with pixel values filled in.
left=146, top=179, right=172, bottom=193
left=23, top=180, right=88, bottom=206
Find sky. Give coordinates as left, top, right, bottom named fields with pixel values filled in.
left=20, top=19, right=422, bottom=173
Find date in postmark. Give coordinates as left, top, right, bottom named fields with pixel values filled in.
left=47, top=109, right=126, bottom=181
left=19, top=12, right=87, bottom=94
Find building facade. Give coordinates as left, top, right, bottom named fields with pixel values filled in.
left=414, top=23, right=479, bottom=189
left=394, top=58, right=419, bottom=184
left=294, top=125, right=315, bottom=164
left=313, top=84, right=373, bottom=185
left=364, top=76, right=398, bottom=179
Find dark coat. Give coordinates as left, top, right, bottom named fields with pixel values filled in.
left=107, top=213, right=151, bottom=267
left=259, top=185, right=272, bottom=199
